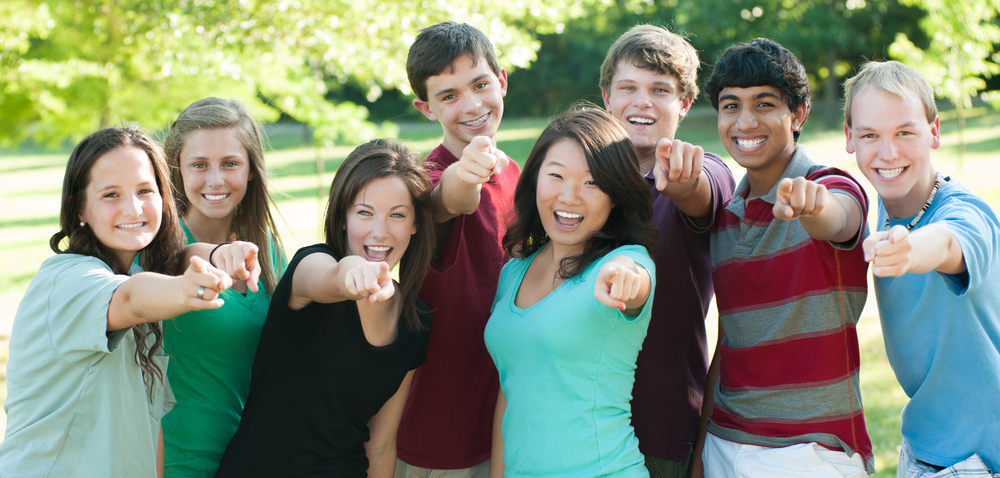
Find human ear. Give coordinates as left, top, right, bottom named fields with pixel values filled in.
left=844, top=121, right=856, bottom=154
left=930, top=116, right=942, bottom=150
left=412, top=99, right=437, bottom=121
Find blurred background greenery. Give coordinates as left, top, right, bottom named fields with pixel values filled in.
left=4, top=1, right=1000, bottom=476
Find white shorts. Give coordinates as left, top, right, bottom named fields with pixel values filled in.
left=702, top=433, right=868, bottom=478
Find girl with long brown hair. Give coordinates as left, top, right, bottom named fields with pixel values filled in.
left=0, top=125, right=258, bottom=477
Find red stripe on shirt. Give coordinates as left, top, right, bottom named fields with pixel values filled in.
left=720, top=325, right=860, bottom=390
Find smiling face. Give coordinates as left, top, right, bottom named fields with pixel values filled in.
left=345, top=176, right=417, bottom=269
left=846, top=87, right=941, bottom=218
left=535, top=138, right=614, bottom=256
left=179, top=128, right=252, bottom=226
left=602, top=61, right=692, bottom=169
left=412, top=54, right=508, bottom=159
left=78, top=147, right=163, bottom=266
left=717, top=85, right=807, bottom=195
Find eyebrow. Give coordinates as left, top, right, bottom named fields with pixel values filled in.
left=614, top=78, right=674, bottom=88
left=719, top=91, right=782, bottom=102
left=542, top=160, right=591, bottom=174
left=855, top=121, right=919, bottom=132
left=433, top=74, right=490, bottom=99
left=355, top=203, right=411, bottom=210
left=94, top=181, right=156, bottom=193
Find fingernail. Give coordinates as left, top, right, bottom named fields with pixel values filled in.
left=618, top=303, right=626, bottom=311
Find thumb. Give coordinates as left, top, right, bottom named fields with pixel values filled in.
left=190, top=255, right=209, bottom=273
left=493, top=148, right=509, bottom=176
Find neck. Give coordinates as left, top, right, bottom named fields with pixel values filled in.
left=638, top=151, right=656, bottom=177
left=356, top=291, right=401, bottom=347
left=883, top=170, right=939, bottom=219
left=116, top=251, right=137, bottom=271
left=183, top=211, right=235, bottom=244
left=745, top=146, right=796, bottom=198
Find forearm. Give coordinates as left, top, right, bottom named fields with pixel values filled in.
left=664, top=176, right=713, bottom=219
left=432, top=164, right=482, bottom=223
left=800, top=191, right=862, bottom=243
left=909, top=224, right=966, bottom=275
left=290, top=254, right=367, bottom=308
left=490, top=390, right=507, bottom=478
left=364, top=442, right=397, bottom=478
left=109, top=273, right=190, bottom=331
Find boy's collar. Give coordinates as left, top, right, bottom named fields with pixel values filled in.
left=736, top=146, right=814, bottom=204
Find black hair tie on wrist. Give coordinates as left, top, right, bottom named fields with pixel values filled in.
left=209, top=242, right=232, bottom=268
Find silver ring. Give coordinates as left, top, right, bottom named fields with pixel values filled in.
left=196, top=286, right=205, bottom=300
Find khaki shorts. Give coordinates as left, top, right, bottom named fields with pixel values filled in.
left=394, top=459, right=491, bottom=478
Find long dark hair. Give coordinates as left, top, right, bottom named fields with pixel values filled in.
left=324, top=139, right=434, bottom=332
left=503, top=107, right=657, bottom=279
left=50, top=124, right=185, bottom=388
left=163, top=97, right=286, bottom=295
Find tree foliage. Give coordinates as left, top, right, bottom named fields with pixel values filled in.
left=0, top=0, right=611, bottom=147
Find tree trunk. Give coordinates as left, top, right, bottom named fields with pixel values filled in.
left=823, top=49, right=839, bottom=129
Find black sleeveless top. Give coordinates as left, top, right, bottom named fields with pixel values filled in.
left=216, top=244, right=432, bottom=478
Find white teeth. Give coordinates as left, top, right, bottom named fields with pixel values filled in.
left=204, top=194, right=228, bottom=200
left=877, top=167, right=905, bottom=179
left=736, top=138, right=765, bottom=148
left=117, top=223, right=144, bottom=230
left=366, top=246, right=390, bottom=252
left=628, top=117, right=654, bottom=125
left=555, top=211, right=582, bottom=219
left=462, top=114, right=489, bottom=127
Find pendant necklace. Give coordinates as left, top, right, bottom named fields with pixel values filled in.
left=884, top=172, right=945, bottom=231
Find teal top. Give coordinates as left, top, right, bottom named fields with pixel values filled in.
left=162, top=224, right=285, bottom=478
left=0, top=254, right=173, bottom=478
left=484, top=245, right=655, bottom=478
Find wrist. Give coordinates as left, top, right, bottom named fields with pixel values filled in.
left=209, top=242, right=232, bottom=267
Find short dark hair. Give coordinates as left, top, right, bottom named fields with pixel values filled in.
left=704, top=38, right=811, bottom=141
left=503, top=106, right=658, bottom=279
left=324, top=139, right=434, bottom=333
left=406, top=21, right=501, bottom=101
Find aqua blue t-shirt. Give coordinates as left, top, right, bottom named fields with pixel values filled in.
left=485, top=244, right=655, bottom=478
left=875, top=179, right=1000, bottom=470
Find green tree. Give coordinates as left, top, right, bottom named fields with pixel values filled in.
left=0, top=0, right=607, bottom=147
left=890, top=0, right=1000, bottom=169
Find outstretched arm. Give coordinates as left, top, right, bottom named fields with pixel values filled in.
left=108, top=256, right=233, bottom=331
left=653, top=138, right=714, bottom=219
left=431, top=136, right=510, bottom=223
left=772, top=177, right=863, bottom=244
left=864, top=224, right=965, bottom=277
left=593, top=256, right=652, bottom=316
left=288, top=254, right=396, bottom=311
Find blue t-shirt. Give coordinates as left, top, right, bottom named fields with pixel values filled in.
left=485, top=244, right=655, bottom=478
left=875, top=179, right=1000, bottom=469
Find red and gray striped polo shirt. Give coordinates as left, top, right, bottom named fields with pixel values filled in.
left=708, top=147, right=874, bottom=473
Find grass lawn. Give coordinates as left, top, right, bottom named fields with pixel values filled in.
left=2, top=108, right=999, bottom=476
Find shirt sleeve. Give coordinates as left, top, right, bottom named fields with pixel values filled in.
left=686, top=153, right=737, bottom=232
left=814, top=170, right=870, bottom=250
left=932, top=195, right=1000, bottom=296
left=45, top=258, right=132, bottom=363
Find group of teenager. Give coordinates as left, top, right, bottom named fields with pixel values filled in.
left=0, top=18, right=998, bottom=478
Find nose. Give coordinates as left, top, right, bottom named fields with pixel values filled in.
left=878, top=138, right=898, bottom=161
left=123, top=193, right=142, bottom=217
left=370, top=216, right=389, bottom=240
left=632, top=90, right=653, bottom=109
left=557, top=181, right=582, bottom=206
left=206, top=165, right=224, bottom=187
left=461, top=93, right=483, bottom=114
left=735, top=108, right=758, bottom=131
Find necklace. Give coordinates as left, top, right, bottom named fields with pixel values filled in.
left=884, top=172, right=945, bottom=231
